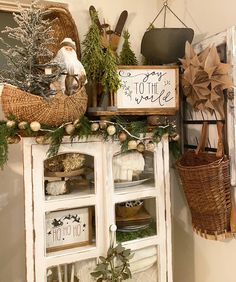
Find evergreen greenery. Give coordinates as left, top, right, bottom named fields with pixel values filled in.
left=0, top=0, right=60, bottom=98
left=90, top=243, right=133, bottom=281
left=0, top=115, right=178, bottom=168
left=0, top=118, right=18, bottom=169
left=119, top=30, right=138, bottom=65
left=81, top=11, right=104, bottom=82
left=101, top=46, right=121, bottom=102
left=46, top=127, right=64, bottom=157
left=116, top=224, right=156, bottom=243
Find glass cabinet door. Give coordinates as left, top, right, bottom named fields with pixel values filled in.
left=31, top=140, right=105, bottom=282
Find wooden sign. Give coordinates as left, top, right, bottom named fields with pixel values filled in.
left=117, top=66, right=179, bottom=115
left=45, top=207, right=92, bottom=252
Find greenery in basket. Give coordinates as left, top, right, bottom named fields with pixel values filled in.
left=0, top=0, right=60, bottom=98
left=119, top=30, right=138, bottom=65
left=91, top=243, right=134, bottom=281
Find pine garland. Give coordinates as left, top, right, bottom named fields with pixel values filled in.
left=46, top=127, right=64, bottom=157
left=0, top=115, right=179, bottom=168
left=0, top=122, right=9, bottom=169
left=0, top=119, right=18, bottom=169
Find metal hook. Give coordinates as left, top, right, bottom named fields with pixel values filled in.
left=163, top=0, right=168, bottom=6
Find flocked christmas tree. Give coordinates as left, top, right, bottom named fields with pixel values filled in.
left=119, top=30, right=138, bottom=65
left=101, top=46, right=121, bottom=109
left=81, top=11, right=104, bottom=108
left=0, top=0, right=60, bottom=98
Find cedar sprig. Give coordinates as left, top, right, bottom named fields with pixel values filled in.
left=46, top=127, right=64, bottom=157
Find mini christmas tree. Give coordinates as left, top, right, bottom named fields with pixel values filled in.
left=101, top=46, right=121, bottom=108
left=119, top=30, right=138, bottom=65
left=0, top=0, right=60, bottom=98
left=81, top=11, right=104, bottom=108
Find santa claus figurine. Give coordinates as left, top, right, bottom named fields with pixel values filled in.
left=51, top=37, right=87, bottom=95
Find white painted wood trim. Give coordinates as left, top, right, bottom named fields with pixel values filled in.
left=163, top=138, right=173, bottom=282
left=194, top=30, right=227, bottom=53
left=227, top=26, right=236, bottom=186
left=156, top=141, right=167, bottom=282
left=122, top=235, right=161, bottom=250
left=44, top=197, right=97, bottom=212
left=32, top=146, right=48, bottom=281
left=23, top=139, right=35, bottom=282
left=22, top=138, right=172, bottom=281
left=46, top=246, right=97, bottom=268
left=194, top=27, right=236, bottom=187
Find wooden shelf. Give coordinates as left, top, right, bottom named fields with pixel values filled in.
left=87, top=109, right=177, bottom=117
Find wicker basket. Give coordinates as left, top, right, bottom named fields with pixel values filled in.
left=176, top=122, right=232, bottom=239
left=1, top=5, right=87, bottom=126
left=43, top=5, right=81, bottom=59
left=116, top=205, right=142, bottom=218
left=1, top=84, right=87, bottom=125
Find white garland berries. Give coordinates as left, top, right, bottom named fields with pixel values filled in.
left=6, top=120, right=16, bottom=128
left=107, top=125, right=116, bottom=136
left=18, top=121, right=28, bottom=130
left=91, top=122, right=99, bottom=131
left=4, top=118, right=177, bottom=154
left=30, top=121, right=41, bottom=132
left=65, top=124, right=75, bottom=135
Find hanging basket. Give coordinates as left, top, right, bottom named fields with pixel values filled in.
left=141, top=2, right=194, bottom=64
left=176, top=122, right=232, bottom=239
left=1, top=84, right=87, bottom=126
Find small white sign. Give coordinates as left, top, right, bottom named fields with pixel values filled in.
left=45, top=207, right=91, bottom=252
left=117, top=66, right=179, bottom=113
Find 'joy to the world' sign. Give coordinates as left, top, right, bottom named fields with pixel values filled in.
left=117, top=66, right=179, bottom=115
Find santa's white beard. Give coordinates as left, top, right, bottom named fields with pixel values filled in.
left=53, top=47, right=87, bottom=93
left=59, top=48, right=84, bottom=74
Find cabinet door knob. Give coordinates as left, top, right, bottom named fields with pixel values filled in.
left=109, top=224, right=117, bottom=247
left=110, top=224, right=117, bottom=232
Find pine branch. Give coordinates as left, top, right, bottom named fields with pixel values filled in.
left=47, top=127, right=64, bottom=157
left=81, top=11, right=104, bottom=82
left=101, top=47, right=121, bottom=93
left=119, top=30, right=138, bottom=65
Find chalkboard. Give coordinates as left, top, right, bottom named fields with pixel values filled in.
left=117, top=66, right=179, bottom=115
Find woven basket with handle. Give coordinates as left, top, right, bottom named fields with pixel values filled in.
left=1, top=84, right=87, bottom=126
left=1, top=5, right=87, bottom=126
left=176, top=122, right=232, bottom=239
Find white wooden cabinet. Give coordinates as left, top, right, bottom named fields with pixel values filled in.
left=22, top=136, right=172, bottom=282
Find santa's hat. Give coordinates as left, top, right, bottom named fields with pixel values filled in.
left=60, top=38, right=76, bottom=51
